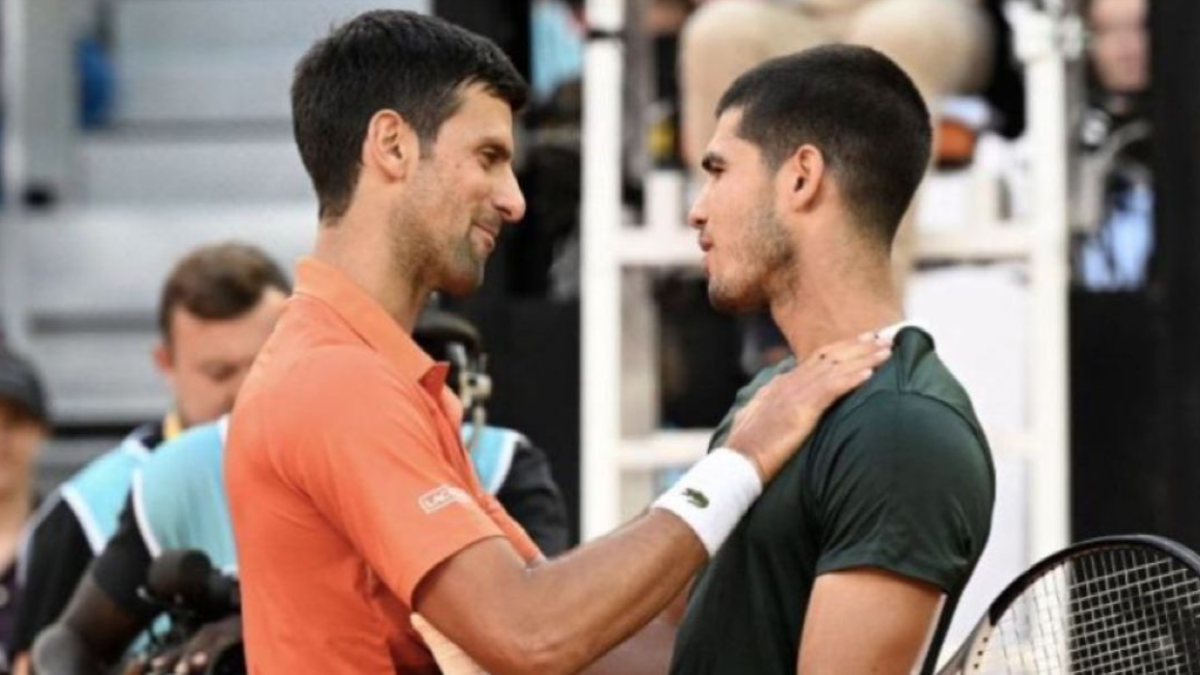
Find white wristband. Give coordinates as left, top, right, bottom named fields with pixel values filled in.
left=652, top=448, right=764, bottom=556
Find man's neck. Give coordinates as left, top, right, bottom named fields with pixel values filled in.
left=313, top=209, right=429, bottom=332
left=0, top=484, right=31, bottom=568
left=769, top=252, right=903, bottom=361
left=0, top=485, right=31, bottom=535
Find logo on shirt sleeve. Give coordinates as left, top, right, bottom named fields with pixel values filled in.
left=418, top=485, right=473, bottom=515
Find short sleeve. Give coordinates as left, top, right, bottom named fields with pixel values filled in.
left=9, top=499, right=95, bottom=654
left=814, top=393, right=994, bottom=593
left=278, top=348, right=511, bottom=606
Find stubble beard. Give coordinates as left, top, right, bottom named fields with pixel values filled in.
left=440, top=234, right=486, bottom=298
left=708, top=200, right=795, bottom=314
left=387, top=193, right=487, bottom=300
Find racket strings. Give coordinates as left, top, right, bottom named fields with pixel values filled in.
left=970, top=546, right=1200, bottom=674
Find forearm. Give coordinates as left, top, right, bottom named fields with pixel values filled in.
left=420, top=510, right=703, bottom=675
left=581, top=616, right=678, bottom=675
left=517, top=511, right=700, bottom=670
left=31, top=623, right=108, bottom=675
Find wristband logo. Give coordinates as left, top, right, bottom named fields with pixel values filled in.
left=683, top=487, right=710, bottom=509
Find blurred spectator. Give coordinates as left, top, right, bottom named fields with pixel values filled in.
left=531, top=0, right=584, bottom=101
left=679, top=0, right=994, bottom=167
left=679, top=0, right=996, bottom=298
left=1074, top=0, right=1151, bottom=290
left=0, top=347, right=48, bottom=672
left=30, top=307, right=570, bottom=675
left=8, top=243, right=288, bottom=673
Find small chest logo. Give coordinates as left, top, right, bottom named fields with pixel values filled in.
left=419, top=485, right=471, bottom=514
left=683, top=488, right=710, bottom=509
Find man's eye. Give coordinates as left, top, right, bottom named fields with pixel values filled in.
left=207, top=368, right=238, bottom=383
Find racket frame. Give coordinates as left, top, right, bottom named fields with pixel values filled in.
left=938, top=534, right=1200, bottom=674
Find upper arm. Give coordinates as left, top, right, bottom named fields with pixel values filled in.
left=815, top=394, right=994, bottom=592
left=800, top=395, right=992, bottom=672
left=798, top=569, right=944, bottom=674
left=412, top=535, right=537, bottom=671
left=90, top=497, right=158, bottom=622
left=10, top=500, right=94, bottom=653
left=58, top=573, right=147, bottom=664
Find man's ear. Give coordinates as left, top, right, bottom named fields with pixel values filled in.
left=780, top=144, right=826, bottom=214
left=153, top=340, right=174, bottom=378
left=362, top=109, right=420, bottom=182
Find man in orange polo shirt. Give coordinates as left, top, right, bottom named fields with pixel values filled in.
left=226, top=10, right=892, bottom=674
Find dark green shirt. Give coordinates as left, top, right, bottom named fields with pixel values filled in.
left=670, top=327, right=995, bottom=675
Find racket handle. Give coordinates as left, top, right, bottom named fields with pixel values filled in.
left=411, top=613, right=489, bottom=675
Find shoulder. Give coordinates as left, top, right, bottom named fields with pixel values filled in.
left=740, top=356, right=796, bottom=399
left=241, top=344, right=415, bottom=438
left=63, top=434, right=149, bottom=497
left=277, top=344, right=411, bottom=409
left=139, top=421, right=226, bottom=502
left=142, top=421, right=224, bottom=476
left=22, top=494, right=78, bottom=545
left=816, top=390, right=994, bottom=496
left=711, top=356, right=797, bottom=446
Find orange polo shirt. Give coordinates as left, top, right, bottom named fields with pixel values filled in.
left=226, top=258, right=540, bottom=674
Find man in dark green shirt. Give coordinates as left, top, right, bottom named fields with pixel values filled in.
left=662, top=45, right=996, bottom=674
left=671, top=325, right=993, bottom=674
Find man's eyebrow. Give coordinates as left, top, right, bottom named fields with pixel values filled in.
left=480, top=138, right=513, bottom=161
left=700, top=152, right=726, bottom=173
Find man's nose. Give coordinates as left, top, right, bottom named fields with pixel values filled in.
left=687, top=189, right=709, bottom=230
left=496, top=169, right=527, bottom=224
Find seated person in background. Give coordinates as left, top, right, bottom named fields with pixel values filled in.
left=679, top=0, right=995, bottom=163
left=679, top=0, right=996, bottom=287
left=0, top=347, right=49, bottom=671
left=31, top=309, right=570, bottom=675
left=1074, top=0, right=1152, bottom=290
left=10, top=243, right=288, bottom=674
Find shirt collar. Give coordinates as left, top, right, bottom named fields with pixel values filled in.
left=294, top=257, right=449, bottom=394
left=879, top=319, right=930, bottom=341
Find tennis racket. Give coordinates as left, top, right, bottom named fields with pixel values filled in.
left=939, top=534, right=1200, bottom=674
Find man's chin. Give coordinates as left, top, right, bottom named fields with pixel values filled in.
left=708, top=283, right=763, bottom=315
left=439, top=268, right=485, bottom=298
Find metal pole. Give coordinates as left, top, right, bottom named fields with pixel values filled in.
left=580, top=0, right=624, bottom=540
left=0, top=0, right=30, bottom=349
left=1011, top=0, right=1081, bottom=559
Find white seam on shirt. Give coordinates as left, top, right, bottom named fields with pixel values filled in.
left=119, top=434, right=152, bottom=460
left=879, top=319, right=930, bottom=341
left=59, top=486, right=106, bottom=555
left=131, top=471, right=164, bottom=558
left=17, top=492, right=66, bottom=585
left=488, top=433, right=520, bottom=494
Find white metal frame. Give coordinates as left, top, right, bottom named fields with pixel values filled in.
left=580, top=0, right=1079, bottom=558
left=1, top=0, right=31, bottom=350
left=580, top=0, right=625, bottom=539
left=1011, top=0, right=1082, bottom=560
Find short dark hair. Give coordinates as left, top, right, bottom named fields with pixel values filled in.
left=0, top=346, right=47, bottom=427
left=717, top=45, right=932, bottom=245
left=292, top=10, right=528, bottom=219
left=158, top=242, right=291, bottom=342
